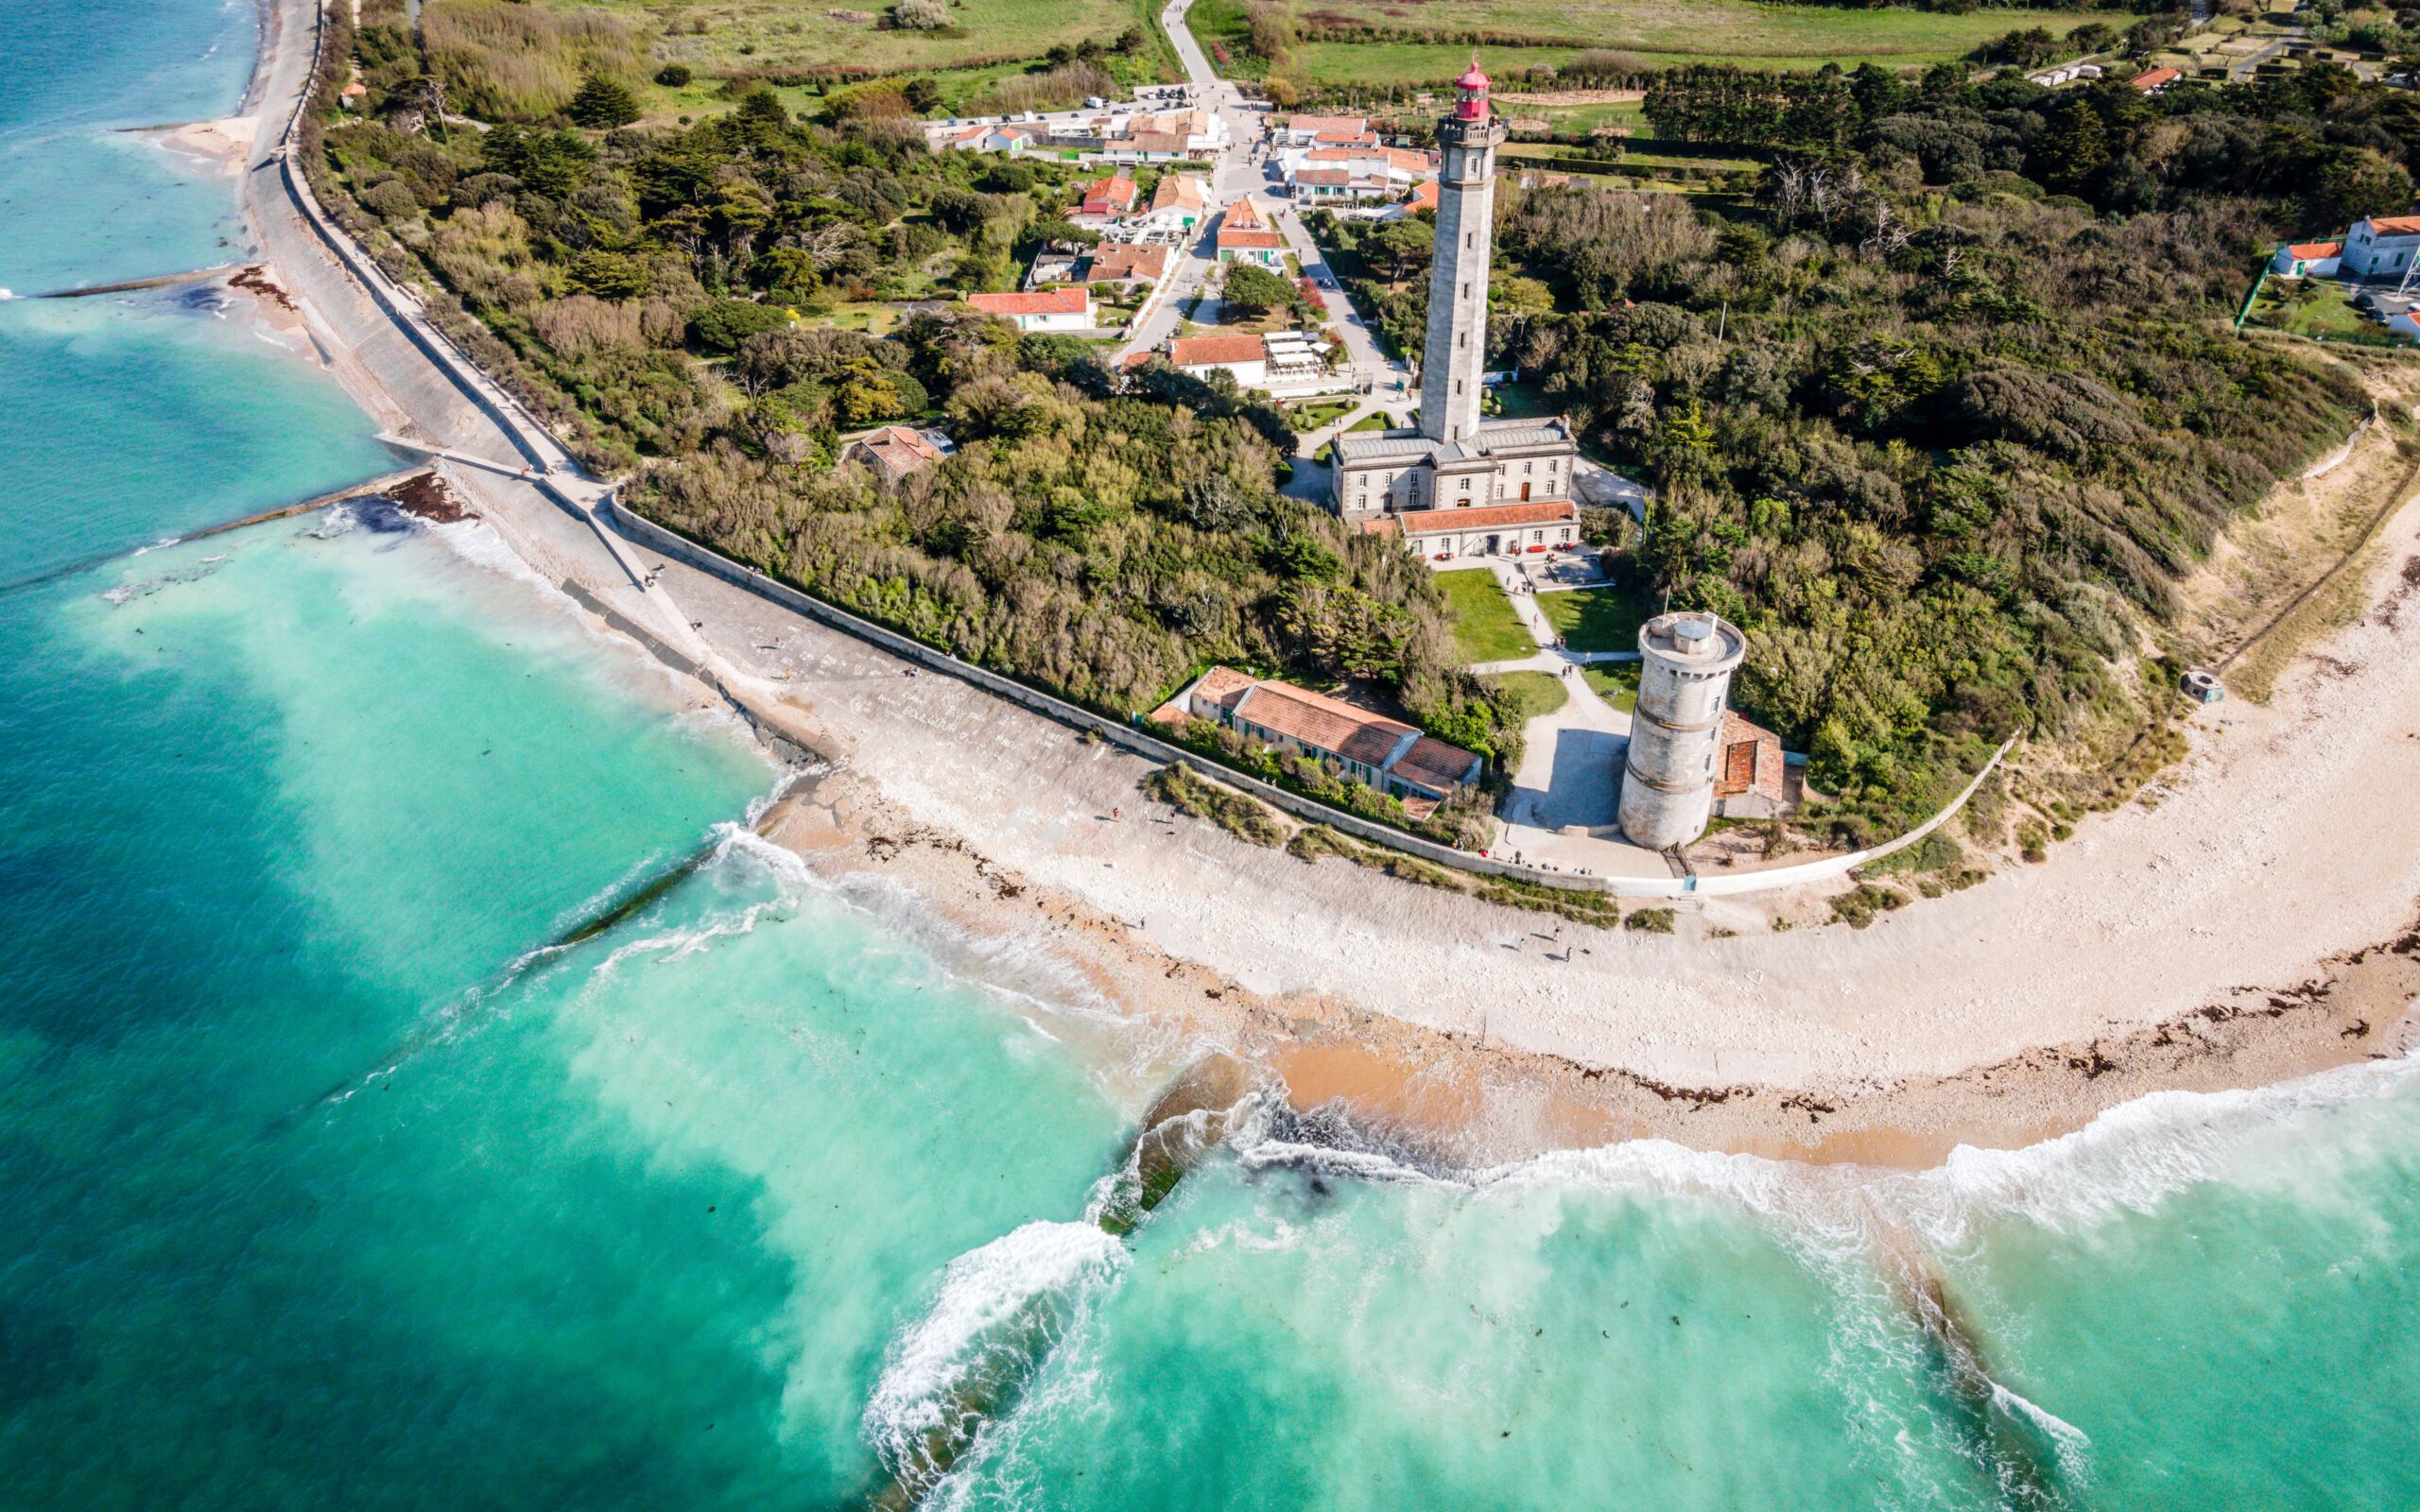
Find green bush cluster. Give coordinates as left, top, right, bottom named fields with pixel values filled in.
left=1464, top=66, right=2382, bottom=844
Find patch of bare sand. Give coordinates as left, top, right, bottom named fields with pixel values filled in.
left=144, top=115, right=259, bottom=175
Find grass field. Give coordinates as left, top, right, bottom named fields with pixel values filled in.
left=1485, top=669, right=1571, bottom=722
left=543, top=0, right=1150, bottom=77
left=1260, top=0, right=2129, bottom=82
left=1434, top=569, right=1536, bottom=663
left=1539, top=584, right=1653, bottom=653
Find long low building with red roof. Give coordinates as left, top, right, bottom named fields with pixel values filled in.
left=1164, top=666, right=1483, bottom=816
left=964, top=285, right=1095, bottom=332
left=2271, top=240, right=2342, bottom=277
left=1362, top=498, right=1580, bottom=558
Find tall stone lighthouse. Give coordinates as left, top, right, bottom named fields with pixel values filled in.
left=1617, top=610, right=1749, bottom=851
left=1418, top=60, right=1508, bottom=446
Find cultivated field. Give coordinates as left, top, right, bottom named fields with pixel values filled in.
left=1257, top=0, right=2131, bottom=80
left=532, top=0, right=1151, bottom=77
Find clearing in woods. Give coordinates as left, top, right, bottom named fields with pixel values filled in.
left=1222, top=0, right=2130, bottom=81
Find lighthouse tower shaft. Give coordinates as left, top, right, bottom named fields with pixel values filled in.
left=1419, top=68, right=1508, bottom=445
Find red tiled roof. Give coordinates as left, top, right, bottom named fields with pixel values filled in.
left=1168, top=333, right=1265, bottom=367
left=1713, top=711, right=1786, bottom=801
left=1294, top=168, right=1350, bottom=186
left=1149, top=173, right=1205, bottom=212
left=2366, top=215, right=2420, bottom=234
left=966, top=286, right=1091, bottom=317
left=1086, top=243, right=1169, bottom=281
left=2286, top=241, right=2342, bottom=258
left=2128, top=66, right=2180, bottom=90
left=1191, top=666, right=1256, bottom=710
left=1395, top=500, right=1577, bottom=534
left=1284, top=114, right=1367, bottom=134
left=1234, top=681, right=1415, bottom=768
left=1079, top=173, right=1138, bottom=210
left=1222, top=198, right=1264, bottom=230
left=1217, top=229, right=1286, bottom=249
left=1392, top=734, right=1478, bottom=793
left=852, top=425, right=941, bottom=473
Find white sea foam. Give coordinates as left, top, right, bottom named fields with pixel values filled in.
left=1990, top=1377, right=2095, bottom=1488
left=306, top=503, right=359, bottom=540
left=99, top=556, right=225, bottom=604
left=861, top=1220, right=1129, bottom=1484
left=1893, top=1054, right=2420, bottom=1247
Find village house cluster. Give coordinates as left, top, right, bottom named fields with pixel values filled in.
left=927, top=92, right=1229, bottom=165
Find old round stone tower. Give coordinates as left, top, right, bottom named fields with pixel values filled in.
left=1617, top=610, right=1748, bottom=851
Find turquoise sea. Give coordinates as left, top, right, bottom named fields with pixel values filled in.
left=2, top=4, right=2414, bottom=1507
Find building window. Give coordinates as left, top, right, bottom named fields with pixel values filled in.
left=1459, top=477, right=1471, bottom=491
left=1523, top=461, right=1532, bottom=474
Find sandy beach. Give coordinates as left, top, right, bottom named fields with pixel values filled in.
left=141, top=115, right=259, bottom=176
left=220, top=0, right=2420, bottom=1166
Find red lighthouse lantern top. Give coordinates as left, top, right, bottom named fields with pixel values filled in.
left=1453, top=57, right=1491, bottom=121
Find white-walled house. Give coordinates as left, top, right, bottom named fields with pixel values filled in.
left=1167, top=333, right=1268, bottom=387
left=2026, top=61, right=2103, bottom=87
left=965, top=286, right=1094, bottom=332
left=2338, top=216, right=2420, bottom=279
left=2272, top=240, right=2343, bottom=277
left=1214, top=198, right=1287, bottom=266
left=1129, top=173, right=1207, bottom=232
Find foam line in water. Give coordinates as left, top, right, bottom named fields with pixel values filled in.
left=1895, top=1053, right=2420, bottom=1246
left=861, top=1220, right=1129, bottom=1503
left=293, top=813, right=817, bottom=1120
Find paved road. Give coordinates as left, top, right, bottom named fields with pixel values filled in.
left=1115, top=1, right=1263, bottom=362
left=1119, top=0, right=1414, bottom=399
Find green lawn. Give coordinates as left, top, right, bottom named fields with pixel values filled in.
left=1582, top=662, right=1641, bottom=713
left=1539, top=584, right=1653, bottom=654
left=1267, top=0, right=2131, bottom=83
left=1485, top=669, right=1570, bottom=722
left=1434, top=570, right=1537, bottom=664
left=2245, top=281, right=2384, bottom=340
left=1501, top=99, right=1648, bottom=138
left=1283, top=0, right=2129, bottom=56
left=1286, top=398, right=1356, bottom=432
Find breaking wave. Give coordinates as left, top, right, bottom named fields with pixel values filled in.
left=861, top=1220, right=1130, bottom=1496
